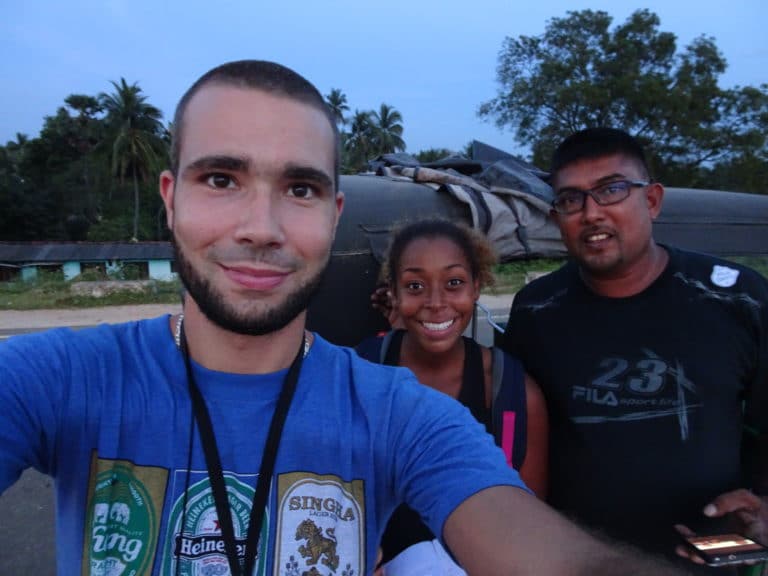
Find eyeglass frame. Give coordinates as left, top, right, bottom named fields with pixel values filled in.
left=551, top=179, right=650, bottom=215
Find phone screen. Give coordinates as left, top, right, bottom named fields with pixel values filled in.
left=686, top=533, right=768, bottom=566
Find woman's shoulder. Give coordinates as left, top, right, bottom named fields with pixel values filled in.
left=354, top=333, right=385, bottom=363
left=489, top=346, right=524, bottom=370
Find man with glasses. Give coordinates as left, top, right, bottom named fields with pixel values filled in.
left=501, top=127, right=768, bottom=570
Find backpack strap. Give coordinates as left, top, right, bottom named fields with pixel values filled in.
left=459, top=337, right=491, bottom=432
left=380, top=330, right=404, bottom=366
left=491, top=347, right=528, bottom=470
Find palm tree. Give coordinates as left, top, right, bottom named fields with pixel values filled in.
left=100, top=78, right=164, bottom=240
left=345, top=110, right=376, bottom=171
left=370, top=103, right=405, bottom=154
left=325, top=88, right=350, bottom=129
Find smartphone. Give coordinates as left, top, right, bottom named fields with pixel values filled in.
left=683, top=533, right=768, bottom=566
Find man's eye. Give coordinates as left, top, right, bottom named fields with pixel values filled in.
left=206, top=174, right=236, bottom=189
left=601, top=182, right=629, bottom=195
left=289, top=184, right=315, bottom=199
left=560, top=192, right=583, bottom=205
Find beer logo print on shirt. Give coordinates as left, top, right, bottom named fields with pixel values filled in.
left=160, top=471, right=269, bottom=576
left=273, top=472, right=365, bottom=576
left=571, top=349, right=701, bottom=440
left=81, top=454, right=167, bottom=576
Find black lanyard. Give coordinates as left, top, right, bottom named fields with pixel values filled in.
left=179, top=323, right=305, bottom=576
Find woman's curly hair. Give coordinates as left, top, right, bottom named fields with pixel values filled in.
left=382, top=218, right=497, bottom=292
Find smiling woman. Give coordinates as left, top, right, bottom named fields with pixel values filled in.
left=355, top=218, right=549, bottom=576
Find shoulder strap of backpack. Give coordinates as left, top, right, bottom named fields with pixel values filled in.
left=380, top=330, right=404, bottom=366
left=491, top=347, right=528, bottom=470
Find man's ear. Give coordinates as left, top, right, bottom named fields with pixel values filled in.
left=159, top=170, right=176, bottom=229
left=646, top=182, right=665, bottom=220
left=334, top=191, right=345, bottom=222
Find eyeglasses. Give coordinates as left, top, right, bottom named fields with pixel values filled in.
left=551, top=180, right=649, bottom=215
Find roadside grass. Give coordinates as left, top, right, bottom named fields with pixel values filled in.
left=729, top=256, right=768, bottom=279
left=489, top=258, right=565, bottom=294
left=0, top=269, right=182, bottom=310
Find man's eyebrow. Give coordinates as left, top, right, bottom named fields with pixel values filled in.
left=594, top=172, right=628, bottom=184
left=183, top=155, right=250, bottom=176
left=555, top=172, right=628, bottom=193
left=283, top=164, right=334, bottom=188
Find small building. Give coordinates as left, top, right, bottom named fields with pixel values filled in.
left=0, top=242, right=176, bottom=283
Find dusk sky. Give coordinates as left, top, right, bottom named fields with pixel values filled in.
left=2, top=0, right=765, bottom=158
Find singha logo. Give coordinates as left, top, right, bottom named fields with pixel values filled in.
left=295, top=519, right=340, bottom=572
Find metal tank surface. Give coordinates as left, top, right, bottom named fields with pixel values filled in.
left=654, top=188, right=768, bottom=256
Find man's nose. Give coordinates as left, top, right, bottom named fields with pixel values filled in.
left=580, top=192, right=604, bottom=222
left=233, top=189, right=285, bottom=246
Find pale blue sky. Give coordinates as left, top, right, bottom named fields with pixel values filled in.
left=1, top=0, right=765, bottom=157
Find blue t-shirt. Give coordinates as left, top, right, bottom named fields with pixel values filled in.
left=0, top=316, right=523, bottom=575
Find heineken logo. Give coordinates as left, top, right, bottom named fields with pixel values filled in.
left=161, top=472, right=268, bottom=576
left=175, top=534, right=246, bottom=559
left=82, top=456, right=166, bottom=576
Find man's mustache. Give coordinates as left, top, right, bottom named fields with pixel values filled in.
left=207, top=245, right=300, bottom=269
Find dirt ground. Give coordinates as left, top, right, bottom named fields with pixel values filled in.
left=0, top=303, right=182, bottom=332
left=0, top=294, right=513, bottom=333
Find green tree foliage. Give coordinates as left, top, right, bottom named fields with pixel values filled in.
left=0, top=137, right=59, bottom=240
left=325, top=88, right=350, bottom=128
left=0, top=79, right=173, bottom=241
left=343, top=104, right=406, bottom=172
left=100, top=78, right=166, bottom=240
left=345, top=110, right=376, bottom=172
left=479, top=9, right=768, bottom=192
left=414, top=148, right=457, bottom=163
left=370, top=104, right=405, bottom=154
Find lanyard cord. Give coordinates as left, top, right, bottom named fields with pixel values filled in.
left=179, top=321, right=305, bottom=576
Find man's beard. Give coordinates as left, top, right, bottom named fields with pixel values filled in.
left=172, top=236, right=327, bottom=336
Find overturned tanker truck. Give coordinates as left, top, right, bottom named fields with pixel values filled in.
left=306, top=142, right=768, bottom=346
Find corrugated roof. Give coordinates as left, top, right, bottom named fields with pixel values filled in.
left=0, top=242, right=174, bottom=263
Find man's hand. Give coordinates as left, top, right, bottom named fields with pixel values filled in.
left=674, top=489, right=768, bottom=565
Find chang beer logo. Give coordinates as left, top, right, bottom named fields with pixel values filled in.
left=82, top=454, right=168, bottom=576
left=160, top=473, right=269, bottom=576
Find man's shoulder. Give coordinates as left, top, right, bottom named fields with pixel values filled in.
left=1, top=316, right=170, bottom=362
left=511, top=261, right=575, bottom=308
left=668, top=246, right=768, bottom=296
left=353, top=333, right=385, bottom=363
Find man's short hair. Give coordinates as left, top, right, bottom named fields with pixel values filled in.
left=551, top=127, right=650, bottom=181
left=170, top=60, right=340, bottom=189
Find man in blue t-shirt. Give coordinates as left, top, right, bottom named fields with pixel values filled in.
left=0, top=61, right=693, bottom=575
